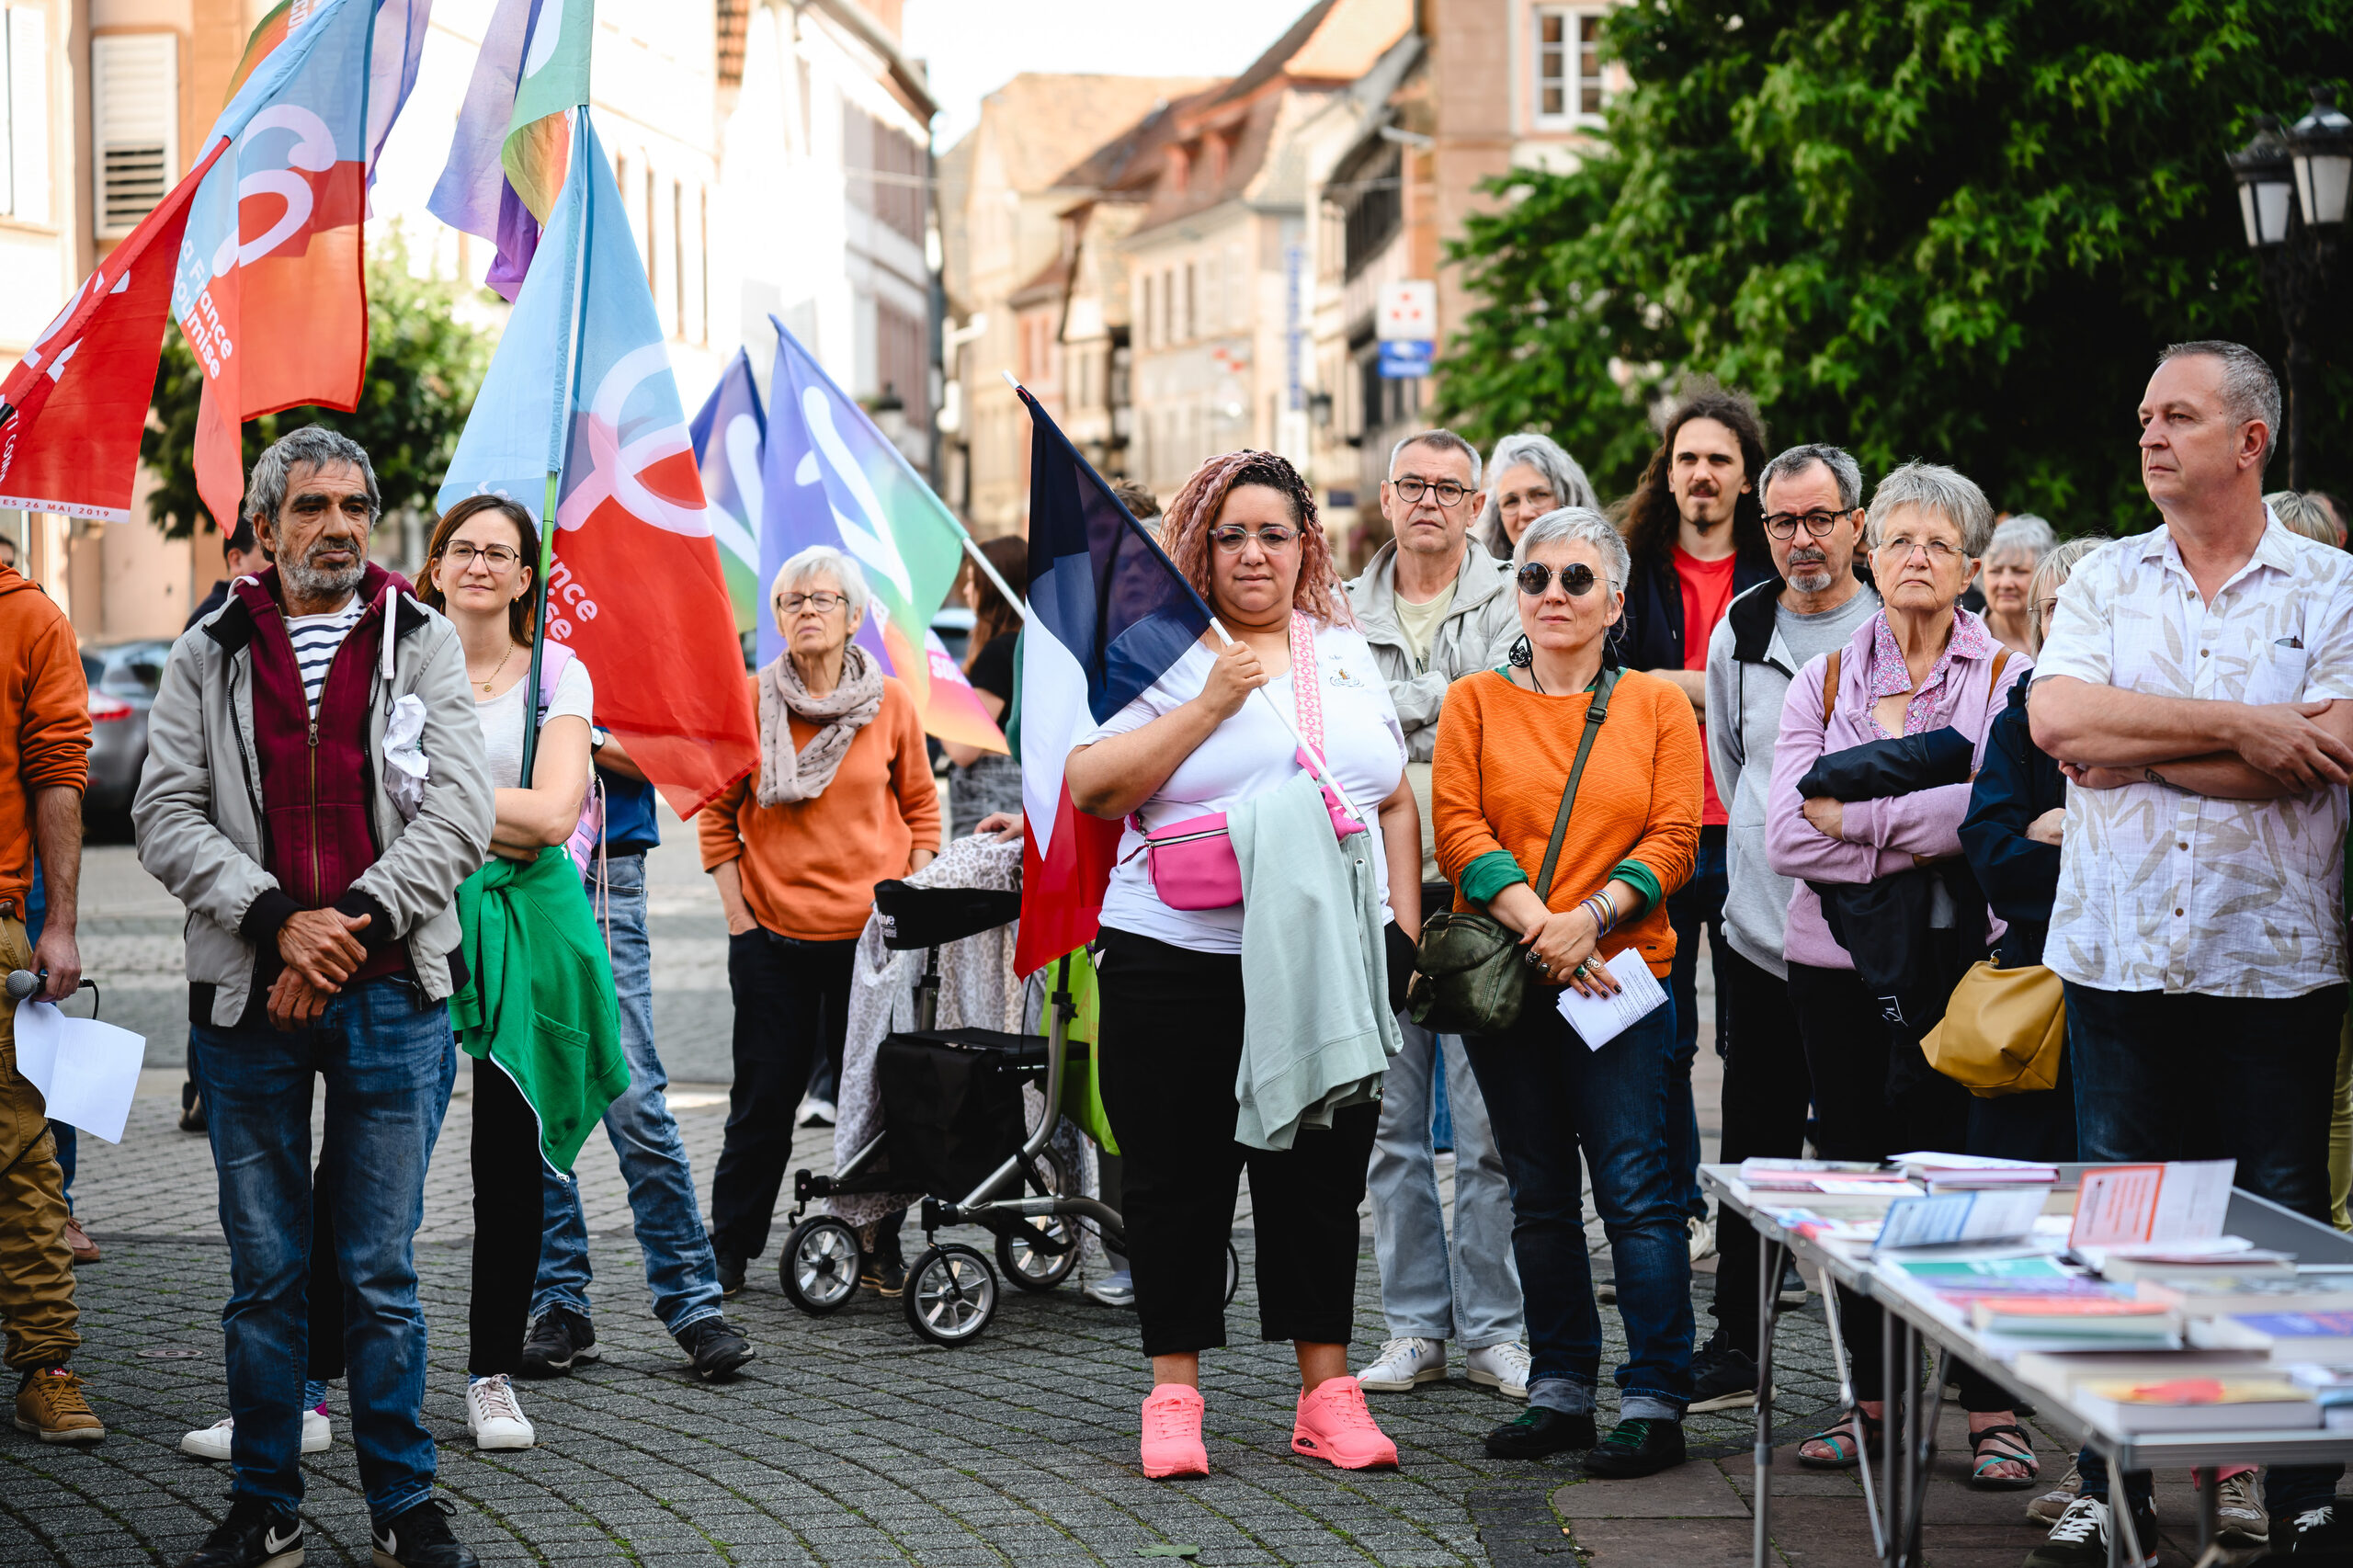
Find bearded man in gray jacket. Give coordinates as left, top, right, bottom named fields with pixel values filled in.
left=1689, top=442, right=1879, bottom=1413
left=136, top=427, right=493, bottom=1568
left=1344, top=428, right=1530, bottom=1401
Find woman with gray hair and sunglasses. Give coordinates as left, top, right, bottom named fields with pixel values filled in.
left=1431, top=506, right=1701, bottom=1477
left=1472, top=433, right=1601, bottom=559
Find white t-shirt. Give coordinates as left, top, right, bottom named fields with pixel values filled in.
left=473, top=655, right=595, bottom=791
left=1081, top=621, right=1406, bottom=954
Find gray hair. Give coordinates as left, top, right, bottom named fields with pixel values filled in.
left=1865, top=461, right=1995, bottom=557
left=1514, top=506, right=1631, bottom=596
left=2029, top=537, right=2103, bottom=636
left=246, top=425, right=381, bottom=528
left=1984, top=514, right=2058, bottom=568
left=770, top=544, right=870, bottom=627
left=1388, top=427, right=1483, bottom=487
left=1475, top=432, right=1598, bottom=540
left=2160, top=340, right=2281, bottom=467
left=1759, top=443, right=1863, bottom=512
left=2267, top=490, right=2339, bottom=545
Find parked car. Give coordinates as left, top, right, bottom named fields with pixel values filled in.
left=82, top=639, right=171, bottom=824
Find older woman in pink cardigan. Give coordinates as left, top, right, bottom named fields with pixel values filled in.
left=1765, top=461, right=2037, bottom=1487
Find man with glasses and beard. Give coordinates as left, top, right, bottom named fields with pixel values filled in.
left=1613, top=383, right=1777, bottom=1273
left=1690, top=444, right=1879, bottom=1411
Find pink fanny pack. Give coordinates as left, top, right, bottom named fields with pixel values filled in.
left=1128, top=614, right=1364, bottom=912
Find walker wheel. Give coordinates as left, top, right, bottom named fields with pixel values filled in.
left=779, top=1216, right=863, bottom=1316
left=904, top=1243, right=998, bottom=1346
left=997, top=1146, right=1079, bottom=1292
left=1225, top=1240, right=1241, bottom=1306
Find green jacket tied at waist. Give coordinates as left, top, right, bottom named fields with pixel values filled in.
left=450, top=846, right=628, bottom=1173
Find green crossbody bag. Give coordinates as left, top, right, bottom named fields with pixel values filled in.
left=1406, top=668, right=1618, bottom=1037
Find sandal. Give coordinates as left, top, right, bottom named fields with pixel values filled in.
left=1797, top=1407, right=1881, bottom=1471
left=1968, top=1422, right=2041, bottom=1491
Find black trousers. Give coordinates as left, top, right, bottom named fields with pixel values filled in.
left=299, top=1165, right=347, bottom=1383
left=710, top=929, right=859, bottom=1260
left=1096, top=927, right=1378, bottom=1358
left=1788, top=960, right=2008, bottom=1411
left=1709, top=944, right=1813, bottom=1358
left=470, top=1062, right=545, bottom=1377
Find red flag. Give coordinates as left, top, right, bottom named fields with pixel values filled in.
left=0, top=143, right=226, bottom=519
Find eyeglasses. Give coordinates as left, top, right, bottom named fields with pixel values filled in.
left=1391, top=477, right=1469, bottom=508
left=1764, top=508, right=1856, bottom=540
left=1499, top=486, right=1556, bottom=510
left=1875, top=533, right=1965, bottom=563
left=778, top=591, right=847, bottom=614
left=1209, top=524, right=1299, bottom=551
left=1516, top=561, right=1602, bottom=597
left=442, top=541, right=521, bottom=569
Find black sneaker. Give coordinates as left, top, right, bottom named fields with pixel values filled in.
left=179, top=1080, right=208, bottom=1134
left=1687, top=1332, right=1763, bottom=1415
left=2024, top=1495, right=2158, bottom=1568
left=1777, top=1258, right=1810, bottom=1308
left=676, top=1316, right=756, bottom=1382
left=1582, top=1416, right=1687, bottom=1479
left=517, top=1306, right=598, bottom=1380
left=2288, top=1500, right=2353, bottom=1554
left=371, top=1497, right=481, bottom=1568
left=1483, top=1405, right=1596, bottom=1460
left=862, top=1230, right=906, bottom=1299
left=714, top=1248, right=746, bottom=1298
left=176, top=1498, right=302, bottom=1568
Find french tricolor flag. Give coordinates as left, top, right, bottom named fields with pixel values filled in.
left=1013, top=387, right=1212, bottom=977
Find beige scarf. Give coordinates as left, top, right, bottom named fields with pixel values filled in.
left=757, top=644, right=886, bottom=805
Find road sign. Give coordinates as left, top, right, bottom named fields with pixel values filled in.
left=1376, top=279, right=1436, bottom=342
left=1379, top=339, right=1435, bottom=379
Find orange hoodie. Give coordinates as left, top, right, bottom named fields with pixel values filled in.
left=0, top=567, right=90, bottom=913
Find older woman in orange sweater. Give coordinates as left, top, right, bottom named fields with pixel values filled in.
left=699, top=545, right=939, bottom=1299
left=1433, top=506, right=1701, bottom=1479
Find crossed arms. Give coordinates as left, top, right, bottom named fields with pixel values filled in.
left=2028, top=677, right=2353, bottom=800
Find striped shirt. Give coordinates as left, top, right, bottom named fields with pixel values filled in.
left=286, top=597, right=364, bottom=717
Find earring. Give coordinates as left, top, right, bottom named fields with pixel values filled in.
left=1507, top=634, right=1533, bottom=669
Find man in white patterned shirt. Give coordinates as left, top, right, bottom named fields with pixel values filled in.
left=2024, top=341, right=2353, bottom=1566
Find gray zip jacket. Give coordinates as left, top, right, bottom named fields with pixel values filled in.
left=1344, top=538, right=1520, bottom=764
left=133, top=574, right=494, bottom=1027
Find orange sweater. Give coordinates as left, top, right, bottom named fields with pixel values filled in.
left=697, top=676, right=942, bottom=941
left=0, top=569, right=90, bottom=913
left=1430, top=668, right=1702, bottom=977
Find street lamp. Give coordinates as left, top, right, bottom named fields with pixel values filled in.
left=2227, top=91, right=2347, bottom=491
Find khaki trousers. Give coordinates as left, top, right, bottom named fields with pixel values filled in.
left=0, top=912, right=77, bottom=1368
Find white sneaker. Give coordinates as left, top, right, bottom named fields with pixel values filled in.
left=466, top=1374, right=536, bottom=1450
left=796, top=1096, right=836, bottom=1127
left=1463, top=1342, right=1533, bottom=1400
left=1355, top=1335, right=1445, bottom=1392
left=1688, top=1215, right=1716, bottom=1264
left=1083, top=1270, right=1135, bottom=1307
left=179, top=1408, right=332, bottom=1460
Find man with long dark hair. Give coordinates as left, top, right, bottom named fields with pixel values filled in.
left=1614, top=382, right=1775, bottom=1272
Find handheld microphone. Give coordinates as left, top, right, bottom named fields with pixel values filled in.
left=5, top=969, right=38, bottom=1001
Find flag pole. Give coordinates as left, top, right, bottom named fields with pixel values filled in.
left=521, top=107, right=594, bottom=787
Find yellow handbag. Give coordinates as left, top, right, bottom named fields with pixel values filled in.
left=1920, top=960, right=2066, bottom=1097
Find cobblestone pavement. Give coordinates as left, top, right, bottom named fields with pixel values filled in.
left=13, top=829, right=2193, bottom=1568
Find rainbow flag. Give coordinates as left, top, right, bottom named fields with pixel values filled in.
left=429, top=0, right=592, bottom=299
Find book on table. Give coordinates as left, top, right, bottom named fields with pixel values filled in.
left=2073, top=1376, right=2319, bottom=1433
left=2013, top=1349, right=2274, bottom=1400
left=2190, top=1312, right=2353, bottom=1357
left=2137, top=1275, right=2353, bottom=1315
left=1971, top=1296, right=2183, bottom=1342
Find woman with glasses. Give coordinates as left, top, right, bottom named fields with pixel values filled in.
left=1430, top=506, right=1701, bottom=1477
left=1068, top=450, right=1419, bottom=1481
left=1980, top=514, right=2057, bottom=655
left=1472, top=432, right=1600, bottom=558
left=700, top=545, right=939, bottom=1299
left=1764, top=463, right=2038, bottom=1486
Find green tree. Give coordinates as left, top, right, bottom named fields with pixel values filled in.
left=141, top=233, right=495, bottom=536
left=1438, top=0, right=2353, bottom=532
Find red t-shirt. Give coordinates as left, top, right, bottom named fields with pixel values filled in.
left=1674, top=546, right=1740, bottom=827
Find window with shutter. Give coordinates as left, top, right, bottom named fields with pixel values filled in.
left=92, top=32, right=174, bottom=237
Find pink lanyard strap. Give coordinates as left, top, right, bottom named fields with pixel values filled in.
left=1288, top=610, right=1324, bottom=757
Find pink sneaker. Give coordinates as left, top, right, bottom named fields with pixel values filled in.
left=1140, top=1383, right=1209, bottom=1479
left=1293, top=1376, right=1400, bottom=1470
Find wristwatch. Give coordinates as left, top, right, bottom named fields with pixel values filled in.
left=591, top=727, right=609, bottom=754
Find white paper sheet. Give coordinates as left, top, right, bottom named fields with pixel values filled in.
left=1552, top=950, right=1669, bottom=1050
left=13, top=998, right=144, bottom=1143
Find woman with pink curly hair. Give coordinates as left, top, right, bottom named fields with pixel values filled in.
left=1067, top=450, right=1423, bottom=1480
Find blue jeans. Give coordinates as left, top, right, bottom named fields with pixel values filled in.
left=1462, top=988, right=1689, bottom=1421
left=534, top=852, right=724, bottom=1337
left=1366, top=1016, right=1523, bottom=1347
left=2064, top=981, right=2347, bottom=1519
left=1663, top=828, right=1727, bottom=1220
left=188, top=976, right=452, bottom=1525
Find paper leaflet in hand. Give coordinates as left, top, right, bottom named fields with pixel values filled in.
left=1553, top=951, right=1669, bottom=1050
left=381, top=693, right=429, bottom=822
left=13, top=998, right=143, bottom=1143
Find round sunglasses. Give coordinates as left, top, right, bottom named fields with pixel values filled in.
left=1517, top=561, right=1602, bottom=597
